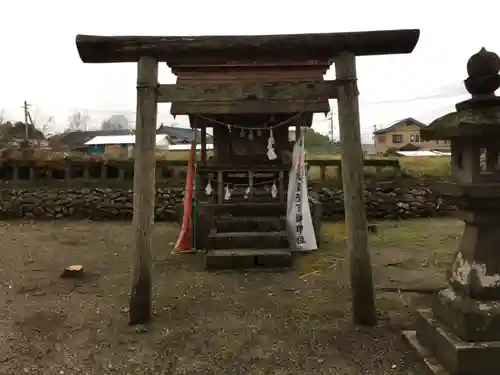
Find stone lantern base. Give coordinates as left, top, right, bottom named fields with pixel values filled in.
left=404, top=289, right=500, bottom=375
left=404, top=183, right=500, bottom=374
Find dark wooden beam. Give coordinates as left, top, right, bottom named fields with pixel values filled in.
left=75, top=29, right=420, bottom=64
left=157, top=80, right=340, bottom=103
left=200, top=125, right=207, bottom=163
left=171, top=100, right=330, bottom=116
left=169, top=61, right=332, bottom=75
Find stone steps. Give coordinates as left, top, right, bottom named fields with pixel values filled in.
left=201, top=193, right=290, bottom=269
left=215, top=216, right=286, bottom=233
left=208, top=229, right=289, bottom=250
left=205, top=248, right=292, bottom=269
left=203, top=202, right=286, bottom=217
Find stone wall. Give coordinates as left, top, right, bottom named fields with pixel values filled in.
left=314, top=179, right=454, bottom=220
left=0, top=178, right=455, bottom=221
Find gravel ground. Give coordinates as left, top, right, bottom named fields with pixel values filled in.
left=0, top=219, right=462, bottom=374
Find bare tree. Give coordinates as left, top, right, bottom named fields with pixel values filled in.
left=40, top=116, right=54, bottom=135
left=101, top=114, right=130, bottom=130
left=0, top=109, right=5, bottom=124
left=67, top=111, right=90, bottom=132
left=29, top=107, right=56, bottom=135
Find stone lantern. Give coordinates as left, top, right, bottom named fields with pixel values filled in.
left=404, top=48, right=500, bottom=375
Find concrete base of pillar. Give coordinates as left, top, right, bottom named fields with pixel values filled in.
left=402, top=330, right=447, bottom=375
left=404, top=309, right=500, bottom=375
left=433, top=287, right=500, bottom=342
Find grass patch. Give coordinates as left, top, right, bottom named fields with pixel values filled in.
left=399, top=156, right=451, bottom=177
left=370, top=219, right=462, bottom=251
left=295, top=222, right=347, bottom=275
left=160, top=151, right=451, bottom=180
left=152, top=151, right=453, bottom=181
left=295, top=218, right=463, bottom=277
left=308, top=152, right=451, bottom=179
left=155, top=150, right=214, bottom=160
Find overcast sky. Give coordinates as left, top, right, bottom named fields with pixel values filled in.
left=1, top=1, right=498, bottom=143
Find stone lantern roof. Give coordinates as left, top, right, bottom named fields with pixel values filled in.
left=421, top=47, right=500, bottom=141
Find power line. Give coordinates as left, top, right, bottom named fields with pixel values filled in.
left=74, top=90, right=467, bottom=118
left=7, top=79, right=470, bottom=121
left=64, top=81, right=470, bottom=117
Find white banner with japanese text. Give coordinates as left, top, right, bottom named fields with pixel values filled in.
left=286, top=130, right=318, bottom=252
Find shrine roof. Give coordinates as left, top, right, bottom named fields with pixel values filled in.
left=75, top=29, right=420, bottom=64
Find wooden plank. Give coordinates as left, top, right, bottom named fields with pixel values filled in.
left=210, top=231, right=287, bottom=238
left=200, top=125, right=207, bottom=163
left=75, top=30, right=420, bottom=64
left=307, top=158, right=400, bottom=167
left=171, top=100, right=329, bottom=115
left=157, top=80, right=340, bottom=103
left=129, top=56, right=158, bottom=325
left=217, top=171, right=223, bottom=204
left=207, top=249, right=291, bottom=257
left=278, top=171, right=284, bottom=203
left=336, top=52, right=377, bottom=326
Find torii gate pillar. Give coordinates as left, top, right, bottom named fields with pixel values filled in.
left=129, top=56, right=158, bottom=324
left=336, top=52, right=376, bottom=325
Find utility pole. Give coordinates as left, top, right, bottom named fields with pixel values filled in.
left=327, top=111, right=335, bottom=142
left=22, top=101, right=31, bottom=140
left=83, top=110, right=89, bottom=131
left=327, top=110, right=339, bottom=142
left=329, top=113, right=334, bottom=141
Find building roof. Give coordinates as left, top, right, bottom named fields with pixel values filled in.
left=166, top=144, right=214, bottom=151
left=396, top=150, right=451, bottom=157
left=399, top=142, right=421, bottom=151
left=84, top=135, right=168, bottom=146
left=373, top=117, right=427, bottom=135
left=52, top=129, right=133, bottom=149
left=157, top=125, right=213, bottom=143
left=53, top=126, right=213, bottom=149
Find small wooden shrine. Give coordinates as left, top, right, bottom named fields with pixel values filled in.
left=167, top=55, right=334, bottom=268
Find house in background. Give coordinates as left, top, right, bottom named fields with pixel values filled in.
left=84, top=134, right=170, bottom=157
left=50, top=129, right=134, bottom=151
left=373, top=117, right=450, bottom=156
left=51, top=125, right=213, bottom=152
left=83, top=133, right=214, bottom=157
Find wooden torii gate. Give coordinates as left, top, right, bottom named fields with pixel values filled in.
left=75, top=29, right=420, bottom=325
